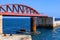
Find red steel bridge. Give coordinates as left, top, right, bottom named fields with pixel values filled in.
left=0, top=4, right=47, bottom=17
left=0, top=4, right=48, bottom=33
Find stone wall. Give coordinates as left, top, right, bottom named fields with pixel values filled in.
left=0, top=15, right=2, bottom=33
left=36, top=16, right=54, bottom=28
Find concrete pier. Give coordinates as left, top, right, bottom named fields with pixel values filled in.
left=0, top=15, right=2, bottom=33
left=53, top=21, right=60, bottom=28
left=31, top=17, right=36, bottom=33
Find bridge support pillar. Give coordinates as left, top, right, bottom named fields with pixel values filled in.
left=31, top=17, right=36, bottom=33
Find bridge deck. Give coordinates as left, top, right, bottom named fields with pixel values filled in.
left=0, top=12, right=47, bottom=17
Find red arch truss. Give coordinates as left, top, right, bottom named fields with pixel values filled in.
left=0, top=4, right=47, bottom=17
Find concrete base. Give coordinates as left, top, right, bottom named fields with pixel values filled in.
left=0, top=34, right=32, bottom=40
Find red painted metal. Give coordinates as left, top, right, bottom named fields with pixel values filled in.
left=0, top=4, right=47, bottom=17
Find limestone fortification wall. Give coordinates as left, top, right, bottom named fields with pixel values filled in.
left=0, top=15, right=2, bottom=33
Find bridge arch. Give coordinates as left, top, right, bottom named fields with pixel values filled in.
left=0, top=4, right=42, bottom=16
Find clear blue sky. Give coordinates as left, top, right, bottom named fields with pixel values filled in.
left=0, top=0, right=60, bottom=18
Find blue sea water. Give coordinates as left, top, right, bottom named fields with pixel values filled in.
left=55, top=18, right=60, bottom=21
left=3, top=18, right=30, bottom=34
left=2, top=17, right=60, bottom=40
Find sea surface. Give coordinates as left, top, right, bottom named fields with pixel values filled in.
left=3, top=17, right=30, bottom=34
left=2, top=17, right=60, bottom=40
